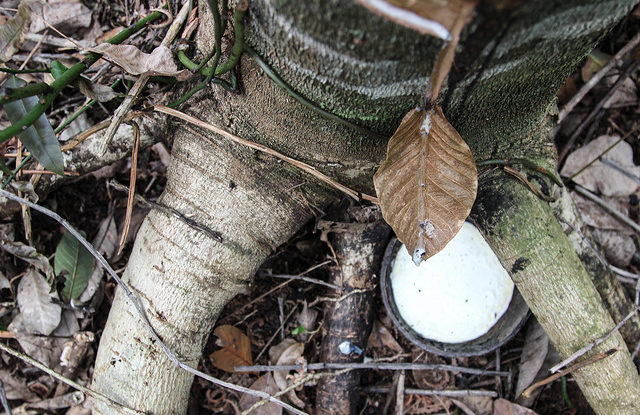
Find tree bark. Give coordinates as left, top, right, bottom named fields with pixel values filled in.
left=91, top=1, right=640, bottom=414
left=315, top=207, right=390, bottom=414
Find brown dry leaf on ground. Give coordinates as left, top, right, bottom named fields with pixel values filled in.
left=374, top=106, right=477, bottom=265
left=269, top=338, right=306, bottom=407
left=367, top=319, right=404, bottom=354
left=515, top=318, right=549, bottom=399
left=16, top=269, right=61, bottom=336
left=561, top=135, right=639, bottom=265
left=209, top=325, right=253, bottom=373
left=561, top=135, right=640, bottom=196
left=87, top=44, right=188, bottom=78
left=493, top=399, right=539, bottom=415
left=0, top=1, right=31, bottom=62
left=239, top=374, right=283, bottom=415
left=29, top=0, right=91, bottom=34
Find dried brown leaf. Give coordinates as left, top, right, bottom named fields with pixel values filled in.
left=0, top=1, right=31, bottom=62
left=238, top=374, right=283, bottom=415
left=515, top=319, right=548, bottom=398
left=296, top=300, right=318, bottom=332
left=493, top=399, right=538, bottom=415
left=87, top=44, right=187, bottom=78
left=16, top=269, right=61, bottom=335
left=29, top=0, right=91, bottom=33
left=355, top=0, right=475, bottom=41
left=270, top=340, right=305, bottom=391
left=374, top=106, right=477, bottom=265
left=209, top=325, right=252, bottom=373
left=368, top=320, right=404, bottom=353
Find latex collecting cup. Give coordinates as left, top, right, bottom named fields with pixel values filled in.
left=380, top=222, right=530, bottom=357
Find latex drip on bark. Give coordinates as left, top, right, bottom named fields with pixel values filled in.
left=316, top=206, right=390, bottom=415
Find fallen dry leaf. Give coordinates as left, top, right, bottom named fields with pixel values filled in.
left=29, top=0, right=91, bottom=34
left=456, top=396, right=493, bottom=415
left=0, top=1, right=31, bottom=62
left=87, top=44, right=187, bottom=78
left=368, top=320, right=401, bottom=353
left=515, top=319, right=548, bottom=399
left=0, top=238, right=54, bottom=280
left=581, top=50, right=611, bottom=82
left=17, top=269, right=61, bottom=335
left=269, top=338, right=306, bottom=408
left=374, top=106, right=477, bottom=265
left=561, top=135, right=640, bottom=196
left=296, top=300, right=318, bottom=333
left=493, top=399, right=538, bottom=415
left=209, top=325, right=252, bottom=373
left=355, top=0, right=476, bottom=41
left=238, top=374, right=282, bottom=415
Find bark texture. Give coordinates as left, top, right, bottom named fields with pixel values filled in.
left=315, top=207, right=390, bottom=414
left=91, top=1, right=640, bottom=414
left=472, top=177, right=640, bottom=414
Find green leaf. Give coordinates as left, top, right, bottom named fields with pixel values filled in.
left=0, top=1, right=31, bottom=63
left=3, top=78, right=65, bottom=175
left=291, top=325, right=306, bottom=335
left=55, top=230, right=95, bottom=302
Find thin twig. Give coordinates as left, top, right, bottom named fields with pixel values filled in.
left=565, top=126, right=640, bottom=182
left=0, top=380, right=11, bottom=415
left=522, top=348, right=619, bottom=398
left=235, top=362, right=508, bottom=377
left=155, top=105, right=378, bottom=203
left=240, top=369, right=350, bottom=415
left=117, top=121, right=140, bottom=256
left=255, top=306, right=297, bottom=362
left=244, top=46, right=385, bottom=142
left=600, top=157, right=640, bottom=184
left=610, top=265, right=640, bottom=280
left=0, top=342, right=142, bottom=415
left=550, top=306, right=639, bottom=373
left=257, top=271, right=341, bottom=290
left=558, top=60, right=640, bottom=162
left=0, top=189, right=307, bottom=415
left=558, top=32, right=640, bottom=123
left=109, top=180, right=223, bottom=242
left=395, top=371, right=406, bottom=415
left=503, top=166, right=555, bottom=202
left=362, top=386, right=497, bottom=398
left=572, top=184, right=640, bottom=235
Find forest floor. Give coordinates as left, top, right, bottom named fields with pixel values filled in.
left=0, top=1, right=639, bottom=415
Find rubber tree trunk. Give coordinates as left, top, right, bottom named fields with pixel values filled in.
left=91, top=1, right=640, bottom=414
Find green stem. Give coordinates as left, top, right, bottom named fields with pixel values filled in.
left=2, top=154, right=32, bottom=189
left=477, top=158, right=563, bottom=187
left=0, top=10, right=164, bottom=144
left=246, top=46, right=385, bottom=140
left=561, top=376, right=573, bottom=409
left=0, top=68, right=50, bottom=74
left=168, top=72, right=236, bottom=108
left=0, top=82, right=52, bottom=105
left=192, top=0, right=223, bottom=73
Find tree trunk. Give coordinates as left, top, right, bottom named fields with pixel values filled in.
left=91, top=1, right=640, bottom=414
left=315, top=207, right=390, bottom=414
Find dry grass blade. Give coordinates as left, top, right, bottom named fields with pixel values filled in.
left=374, top=106, right=477, bottom=265
left=154, top=105, right=377, bottom=202
left=117, top=121, right=140, bottom=256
